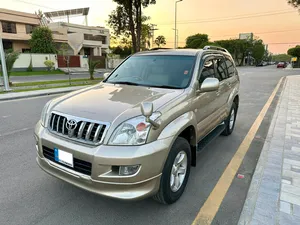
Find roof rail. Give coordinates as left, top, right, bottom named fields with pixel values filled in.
left=203, top=46, right=228, bottom=53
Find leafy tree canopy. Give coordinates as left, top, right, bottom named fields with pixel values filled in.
left=185, top=34, right=208, bottom=49
left=155, top=35, right=166, bottom=47
left=29, top=27, right=56, bottom=54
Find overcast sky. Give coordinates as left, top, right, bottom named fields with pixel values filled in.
left=3, top=0, right=300, bottom=53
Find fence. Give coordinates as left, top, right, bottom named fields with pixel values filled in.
left=12, top=53, right=58, bottom=71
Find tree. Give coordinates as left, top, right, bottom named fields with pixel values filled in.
left=288, top=0, right=300, bottom=8
left=251, top=40, right=265, bottom=65
left=108, top=0, right=156, bottom=53
left=88, top=58, right=101, bottom=80
left=29, top=27, right=56, bottom=53
left=0, top=49, right=20, bottom=84
left=272, top=54, right=292, bottom=62
left=185, top=34, right=209, bottom=49
left=288, top=45, right=300, bottom=67
left=155, top=35, right=166, bottom=47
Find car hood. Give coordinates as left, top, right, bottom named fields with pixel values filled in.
left=52, top=83, right=184, bottom=123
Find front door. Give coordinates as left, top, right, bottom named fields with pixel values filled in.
left=192, top=57, right=220, bottom=141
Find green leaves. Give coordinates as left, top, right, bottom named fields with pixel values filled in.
left=288, top=0, right=300, bottom=8
left=185, top=34, right=209, bottom=49
left=288, top=46, right=300, bottom=57
left=155, top=35, right=166, bottom=47
left=29, top=27, right=56, bottom=54
left=88, top=58, right=101, bottom=80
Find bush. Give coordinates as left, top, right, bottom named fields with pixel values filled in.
left=44, top=60, right=55, bottom=71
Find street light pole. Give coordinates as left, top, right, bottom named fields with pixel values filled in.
left=0, top=37, right=11, bottom=91
left=175, top=0, right=182, bottom=49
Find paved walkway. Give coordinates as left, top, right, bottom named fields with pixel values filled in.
left=239, top=75, right=300, bottom=225
left=0, top=86, right=89, bottom=101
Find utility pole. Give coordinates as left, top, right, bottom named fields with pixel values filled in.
left=174, top=0, right=183, bottom=49
left=0, top=37, right=11, bottom=91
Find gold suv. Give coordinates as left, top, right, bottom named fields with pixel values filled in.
left=35, top=46, right=239, bottom=204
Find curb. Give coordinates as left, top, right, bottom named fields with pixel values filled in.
left=0, top=86, right=89, bottom=101
left=237, top=78, right=287, bottom=225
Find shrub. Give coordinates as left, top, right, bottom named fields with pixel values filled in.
left=44, top=60, right=55, bottom=71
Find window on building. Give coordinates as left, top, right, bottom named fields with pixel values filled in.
left=2, top=22, right=17, bottom=34
left=22, top=49, right=31, bottom=53
left=84, top=34, right=107, bottom=44
left=25, top=25, right=34, bottom=34
left=2, top=40, right=13, bottom=50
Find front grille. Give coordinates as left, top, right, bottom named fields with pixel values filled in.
left=48, top=113, right=107, bottom=145
left=43, top=146, right=92, bottom=176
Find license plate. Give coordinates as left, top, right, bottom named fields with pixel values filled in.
left=54, top=148, right=73, bottom=168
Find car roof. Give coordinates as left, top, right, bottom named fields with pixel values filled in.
left=134, top=49, right=203, bottom=56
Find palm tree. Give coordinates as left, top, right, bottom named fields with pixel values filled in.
left=155, top=35, right=166, bottom=48
left=0, top=49, right=20, bottom=85
left=88, top=58, right=101, bottom=80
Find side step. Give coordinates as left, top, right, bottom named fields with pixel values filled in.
left=197, top=124, right=226, bottom=152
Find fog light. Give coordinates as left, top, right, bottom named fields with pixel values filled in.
left=119, top=165, right=140, bottom=176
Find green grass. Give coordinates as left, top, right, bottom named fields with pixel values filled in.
left=12, top=78, right=103, bottom=87
left=1, top=70, right=65, bottom=76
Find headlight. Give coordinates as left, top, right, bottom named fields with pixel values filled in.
left=108, top=112, right=161, bottom=146
left=40, top=100, right=52, bottom=127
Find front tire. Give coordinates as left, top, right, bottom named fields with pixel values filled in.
left=153, top=137, right=191, bottom=204
left=222, top=102, right=237, bottom=136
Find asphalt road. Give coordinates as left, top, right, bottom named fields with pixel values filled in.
left=0, top=66, right=299, bottom=225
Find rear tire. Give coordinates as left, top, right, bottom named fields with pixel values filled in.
left=222, top=102, right=237, bottom=136
left=153, top=137, right=191, bottom=204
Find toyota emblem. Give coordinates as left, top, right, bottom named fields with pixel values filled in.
left=66, top=119, right=77, bottom=131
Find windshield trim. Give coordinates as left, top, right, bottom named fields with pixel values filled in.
left=103, top=54, right=197, bottom=89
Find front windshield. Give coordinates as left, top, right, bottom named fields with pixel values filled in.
left=105, top=55, right=196, bottom=89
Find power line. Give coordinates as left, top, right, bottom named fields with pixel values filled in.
left=158, top=10, right=296, bottom=26
left=11, top=0, right=58, bottom=10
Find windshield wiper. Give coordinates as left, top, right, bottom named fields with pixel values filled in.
left=109, top=81, right=140, bottom=86
left=149, top=85, right=181, bottom=89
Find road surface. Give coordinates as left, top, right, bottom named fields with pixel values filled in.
left=0, top=66, right=299, bottom=225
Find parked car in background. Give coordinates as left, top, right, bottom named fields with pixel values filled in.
left=277, top=62, right=286, bottom=68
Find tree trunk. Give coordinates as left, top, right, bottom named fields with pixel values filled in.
left=135, top=0, right=142, bottom=52
left=128, top=2, right=137, bottom=53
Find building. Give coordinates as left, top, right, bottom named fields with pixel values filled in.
left=0, top=8, right=39, bottom=52
left=0, top=8, right=68, bottom=53
left=45, top=8, right=110, bottom=56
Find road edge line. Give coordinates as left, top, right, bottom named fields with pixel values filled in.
left=191, top=77, right=284, bottom=225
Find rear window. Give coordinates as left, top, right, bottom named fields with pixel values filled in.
left=105, top=55, right=196, bottom=89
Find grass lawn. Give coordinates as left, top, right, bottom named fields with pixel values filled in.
left=1, top=70, right=65, bottom=76
left=11, top=78, right=103, bottom=87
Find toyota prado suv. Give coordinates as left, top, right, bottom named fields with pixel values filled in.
left=35, top=46, right=240, bottom=204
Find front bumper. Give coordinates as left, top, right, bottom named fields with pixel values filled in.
left=35, top=122, right=173, bottom=200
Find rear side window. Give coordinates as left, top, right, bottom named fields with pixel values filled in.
left=214, top=58, right=228, bottom=80
left=225, top=57, right=235, bottom=77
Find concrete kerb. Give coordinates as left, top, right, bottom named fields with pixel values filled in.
left=0, top=86, right=89, bottom=101
left=238, top=77, right=287, bottom=225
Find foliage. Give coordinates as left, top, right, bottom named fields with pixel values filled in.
left=251, top=40, right=265, bottom=65
left=185, top=34, right=209, bottom=49
left=29, top=27, right=56, bottom=53
left=287, top=45, right=300, bottom=57
left=272, top=54, right=292, bottom=62
left=88, top=58, right=101, bottom=80
left=155, top=35, right=166, bottom=47
left=108, top=0, right=156, bottom=53
left=58, top=43, right=70, bottom=55
left=27, top=57, right=33, bottom=72
left=0, top=49, right=20, bottom=80
left=288, top=0, right=300, bottom=8
left=44, top=60, right=55, bottom=71
left=111, top=45, right=132, bottom=57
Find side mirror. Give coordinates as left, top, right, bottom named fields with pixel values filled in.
left=199, top=78, right=219, bottom=93
left=103, top=72, right=110, bottom=80
left=141, top=102, right=160, bottom=129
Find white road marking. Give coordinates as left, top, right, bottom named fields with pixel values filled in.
left=0, top=127, right=32, bottom=137
left=2, top=115, right=11, bottom=118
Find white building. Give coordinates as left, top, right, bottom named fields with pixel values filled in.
left=45, top=8, right=110, bottom=57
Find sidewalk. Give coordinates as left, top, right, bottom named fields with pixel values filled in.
left=0, top=85, right=89, bottom=101
left=239, top=75, right=300, bottom=225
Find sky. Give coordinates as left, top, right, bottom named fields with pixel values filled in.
left=3, top=0, right=300, bottom=54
